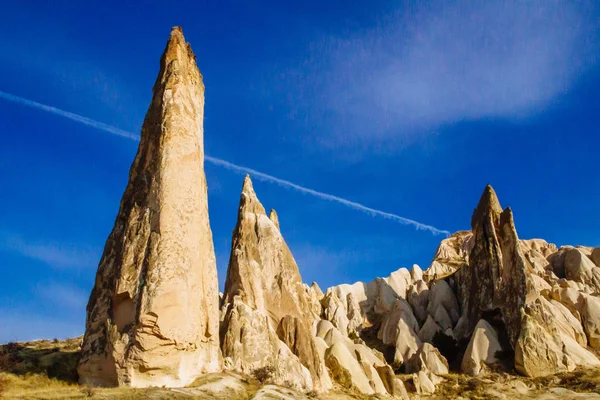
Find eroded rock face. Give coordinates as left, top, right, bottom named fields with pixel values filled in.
left=456, top=185, right=529, bottom=347
left=220, top=176, right=326, bottom=391
left=325, top=343, right=374, bottom=395
left=222, top=176, right=319, bottom=325
left=515, top=297, right=600, bottom=377
left=425, top=231, right=473, bottom=282
left=78, top=27, right=219, bottom=388
left=220, top=298, right=313, bottom=390
left=276, top=316, right=331, bottom=390
left=452, top=185, right=600, bottom=377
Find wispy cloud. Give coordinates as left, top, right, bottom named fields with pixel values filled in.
left=278, top=2, right=599, bottom=141
left=0, top=231, right=99, bottom=269
left=0, top=90, right=450, bottom=236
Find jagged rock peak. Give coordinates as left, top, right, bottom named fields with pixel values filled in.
left=269, top=209, right=280, bottom=230
left=239, top=174, right=266, bottom=215
left=163, top=26, right=195, bottom=63
left=471, top=184, right=502, bottom=229
left=221, top=176, right=327, bottom=390
left=78, top=27, right=219, bottom=388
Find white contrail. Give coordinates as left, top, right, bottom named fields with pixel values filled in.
left=205, top=156, right=449, bottom=235
left=0, top=91, right=139, bottom=141
left=0, top=90, right=450, bottom=236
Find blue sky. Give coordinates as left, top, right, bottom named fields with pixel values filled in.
left=0, top=1, right=599, bottom=343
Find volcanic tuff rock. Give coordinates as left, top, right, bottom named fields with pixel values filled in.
left=222, top=176, right=320, bottom=325
left=45, top=24, right=600, bottom=397
left=454, top=185, right=600, bottom=377
left=405, top=342, right=449, bottom=375
left=424, top=231, right=473, bottom=282
left=455, top=185, right=530, bottom=346
left=461, top=319, right=504, bottom=376
left=220, top=176, right=329, bottom=391
left=78, top=27, right=219, bottom=388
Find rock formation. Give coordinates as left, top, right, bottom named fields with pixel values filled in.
left=78, top=27, right=220, bottom=387
left=320, top=183, right=600, bottom=386
left=424, top=231, right=473, bottom=282
left=454, top=185, right=600, bottom=377
left=405, top=343, right=449, bottom=375
left=455, top=185, right=529, bottom=346
left=221, top=176, right=319, bottom=325
left=220, top=176, right=329, bottom=391
left=43, top=24, right=600, bottom=398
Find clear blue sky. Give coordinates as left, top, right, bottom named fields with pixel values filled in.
left=1, top=1, right=599, bottom=343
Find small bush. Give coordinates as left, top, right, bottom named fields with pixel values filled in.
left=252, top=365, right=275, bottom=383
left=348, top=331, right=359, bottom=341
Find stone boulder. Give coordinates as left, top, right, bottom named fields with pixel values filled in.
left=310, top=282, right=324, bottom=300
left=410, top=264, right=423, bottom=281
left=550, top=287, right=584, bottom=320
left=413, top=370, right=436, bottom=395
left=405, top=343, right=449, bottom=375
left=564, top=248, right=600, bottom=291
left=548, top=246, right=573, bottom=278
left=360, top=361, right=387, bottom=394
left=461, top=319, right=503, bottom=376
left=78, top=27, right=220, bottom=388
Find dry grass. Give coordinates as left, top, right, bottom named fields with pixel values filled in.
left=0, top=372, right=83, bottom=399
left=527, top=368, right=600, bottom=393
left=3, top=338, right=600, bottom=399
left=433, top=368, right=600, bottom=400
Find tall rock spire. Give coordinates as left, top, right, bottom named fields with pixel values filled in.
left=78, top=27, right=220, bottom=388
left=220, top=175, right=330, bottom=391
